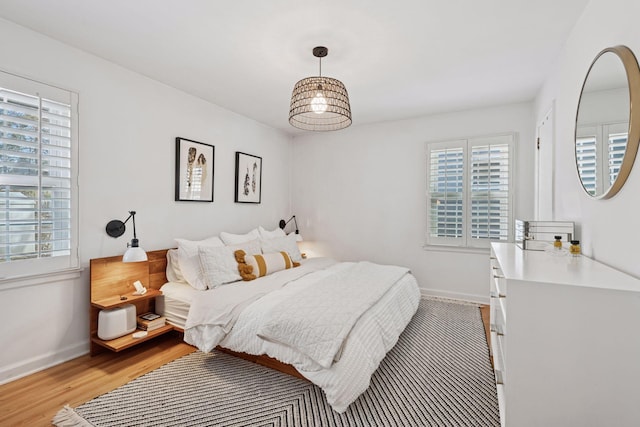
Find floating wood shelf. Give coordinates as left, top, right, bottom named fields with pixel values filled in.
left=91, top=324, right=174, bottom=352
left=91, top=288, right=162, bottom=310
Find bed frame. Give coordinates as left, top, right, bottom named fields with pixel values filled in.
left=90, top=249, right=306, bottom=380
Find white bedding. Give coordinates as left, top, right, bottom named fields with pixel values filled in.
left=156, top=281, right=195, bottom=329
left=168, top=257, right=421, bottom=413
left=257, top=261, right=410, bottom=369
left=184, top=257, right=338, bottom=353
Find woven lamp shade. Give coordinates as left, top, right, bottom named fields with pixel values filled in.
left=289, top=76, right=352, bottom=131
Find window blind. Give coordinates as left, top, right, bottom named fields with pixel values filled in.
left=576, top=122, right=627, bottom=197
left=608, top=132, right=627, bottom=187
left=0, top=72, right=77, bottom=277
left=470, top=143, right=510, bottom=241
left=576, top=135, right=597, bottom=195
left=426, top=134, right=514, bottom=248
left=427, top=144, right=464, bottom=245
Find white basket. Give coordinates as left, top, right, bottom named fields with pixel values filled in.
left=98, top=304, right=136, bottom=340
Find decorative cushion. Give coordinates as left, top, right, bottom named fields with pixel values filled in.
left=235, top=250, right=299, bottom=281
left=175, top=236, right=225, bottom=290
left=260, top=232, right=302, bottom=262
left=258, top=225, right=286, bottom=240
left=220, top=229, right=260, bottom=245
left=199, top=239, right=262, bottom=289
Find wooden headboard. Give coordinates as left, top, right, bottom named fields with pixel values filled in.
left=89, top=249, right=170, bottom=301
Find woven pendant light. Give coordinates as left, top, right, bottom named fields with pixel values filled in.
left=289, top=46, right=352, bottom=131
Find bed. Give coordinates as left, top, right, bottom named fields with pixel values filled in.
left=154, top=230, right=421, bottom=413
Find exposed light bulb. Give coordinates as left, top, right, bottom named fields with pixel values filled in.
left=311, top=92, right=328, bottom=114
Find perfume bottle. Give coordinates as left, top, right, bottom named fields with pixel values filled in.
left=570, top=240, right=581, bottom=257
left=553, top=235, right=563, bottom=250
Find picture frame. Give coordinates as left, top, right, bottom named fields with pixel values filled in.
left=234, top=152, right=262, bottom=203
left=175, top=137, right=214, bottom=202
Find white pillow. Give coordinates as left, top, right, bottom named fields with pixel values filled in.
left=258, top=225, right=286, bottom=240
left=199, top=239, right=262, bottom=289
left=220, top=228, right=260, bottom=245
left=233, top=238, right=262, bottom=256
left=260, top=233, right=302, bottom=262
left=165, top=249, right=186, bottom=283
left=175, top=236, right=225, bottom=290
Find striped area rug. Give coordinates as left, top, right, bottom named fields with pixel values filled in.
left=54, top=299, right=499, bottom=426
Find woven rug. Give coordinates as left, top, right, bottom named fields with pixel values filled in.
left=54, top=299, right=499, bottom=426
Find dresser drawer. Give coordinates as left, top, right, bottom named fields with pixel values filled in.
left=490, top=259, right=507, bottom=297
left=489, top=247, right=507, bottom=426
left=490, top=300, right=506, bottom=335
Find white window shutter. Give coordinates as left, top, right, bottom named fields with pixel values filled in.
left=576, top=134, right=597, bottom=196
left=426, top=134, right=514, bottom=249
left=469, top=137, right=511, bottom=246
left=0, top=72, right=78, bottom=277
left=605, top=122, right=628, bottom=189
left=427, top=141, right=466, bottom=246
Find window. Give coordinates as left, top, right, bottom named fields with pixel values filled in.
left=426, top=134, right=514, bottom=249
left=0, top=71, right=78, bottom=278
left=575, top=130, right=597, bottom=195
left=576, top=122, right=627, bottom=196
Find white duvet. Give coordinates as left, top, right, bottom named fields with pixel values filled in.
left=257, top=261, right=410, bottom=369
left=184, top=257, right=420, bottom=413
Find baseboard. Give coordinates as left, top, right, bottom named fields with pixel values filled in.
left=420, top=288, right=489, bottom=305
left=0, top=341, right=89, bottom=385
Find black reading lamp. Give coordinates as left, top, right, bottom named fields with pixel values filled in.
left=279, top=215, right=299, bottom=234
left=105, top=210, right=148, bottom=262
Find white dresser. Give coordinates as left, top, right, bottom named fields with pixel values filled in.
left=489, top=242, right=640, bottom=427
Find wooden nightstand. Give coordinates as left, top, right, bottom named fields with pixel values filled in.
left=90, top=250, right=173, bottom=355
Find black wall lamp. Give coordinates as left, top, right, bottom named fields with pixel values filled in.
left=105, top=210, right=148, bottom=262
left=279, top=215, right=299, bottom=234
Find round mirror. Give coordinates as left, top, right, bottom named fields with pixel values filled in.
left=575, top=45, right=640, bottom=199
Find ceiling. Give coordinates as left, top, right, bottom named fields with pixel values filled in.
left=0, top=0, right=590, bottom=135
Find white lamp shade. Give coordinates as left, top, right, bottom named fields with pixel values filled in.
left=123, top=246, right=148, bottom=262
left=288, top=232, right=303, bottom=242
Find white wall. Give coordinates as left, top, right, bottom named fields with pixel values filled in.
left=292, top=103, right=535, bottom=302
left=577, top=87, right=628, bottom=125
left=0, top=18, right=292, bottom=383
left=535, top=0, right=640, bottom=278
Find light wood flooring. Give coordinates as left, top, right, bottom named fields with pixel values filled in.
left=479, top=304, right=492, bottom=366
left=1, top=306, right=492, bottom=427
left=0, top=332, right=194, bottom=427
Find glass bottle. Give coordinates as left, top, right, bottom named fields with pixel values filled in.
left=553, top=235, right=563, bottom=250
left=570, top=240, right=581, bottom=257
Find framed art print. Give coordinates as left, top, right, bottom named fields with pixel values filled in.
left=175, top=137, right=214, bottom=202
left=234, top=152, right=262, bottom=203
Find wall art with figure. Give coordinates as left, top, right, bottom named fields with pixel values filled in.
left=234, top=151, right=262, bottom=203
left=175, top=137, right=214, bottom=202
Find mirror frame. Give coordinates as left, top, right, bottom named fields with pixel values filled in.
left=575, top=45, right=640, bottom=199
